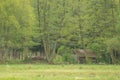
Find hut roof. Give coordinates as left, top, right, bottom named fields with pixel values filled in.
left=73, top=49, right=96, bottom=58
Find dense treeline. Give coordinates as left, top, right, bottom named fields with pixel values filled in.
left=0, top=0, right=120, bottom=64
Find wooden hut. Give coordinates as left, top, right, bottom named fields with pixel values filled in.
left=73, top=49, right=97, bottom=63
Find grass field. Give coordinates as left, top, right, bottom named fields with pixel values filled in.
left=0, top=64, right=120, bottom=80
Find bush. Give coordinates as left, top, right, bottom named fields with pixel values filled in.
left=57, top=46, right=77, bottom=64
left=87, top=43, right=108, bottom=63
left=62, top=53, right=77, bottom=64
left=53, top=55, right=63, bottom=64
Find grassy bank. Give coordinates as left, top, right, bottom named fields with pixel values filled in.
left=0, top=64, right=120, bottom=80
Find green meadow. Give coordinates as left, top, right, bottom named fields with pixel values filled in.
left=0, top=64, right=120, bottom=80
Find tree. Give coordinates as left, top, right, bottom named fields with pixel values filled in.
left=35, top=0, right=69, bottom=63
left=0, top=0, right=36, bottom=61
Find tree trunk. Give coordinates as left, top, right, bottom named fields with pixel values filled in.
left=43, top=38, right=57, bottom=64
left=111, top=49, right=116, bottom=64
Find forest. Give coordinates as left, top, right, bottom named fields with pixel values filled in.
left=0, top=0, right=120, bottom=64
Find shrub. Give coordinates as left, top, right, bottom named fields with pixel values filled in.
left=53, top=55, right=63, bottom=64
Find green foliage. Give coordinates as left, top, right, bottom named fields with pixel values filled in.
left=107, top=37, right=120, bottom=51
left=87, top=43, right=106, bottom=54
left=57, top=46, right=77, bottom=64
left=0, top=0, right=120, bottom=64
left=0, top=0, right=36, bottom=49
left=87, top=43, right=109, bottom=63
left=53, top=55, right=63, bottom=64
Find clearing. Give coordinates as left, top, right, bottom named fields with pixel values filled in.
left=0, top=64, right=120, bottom=80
